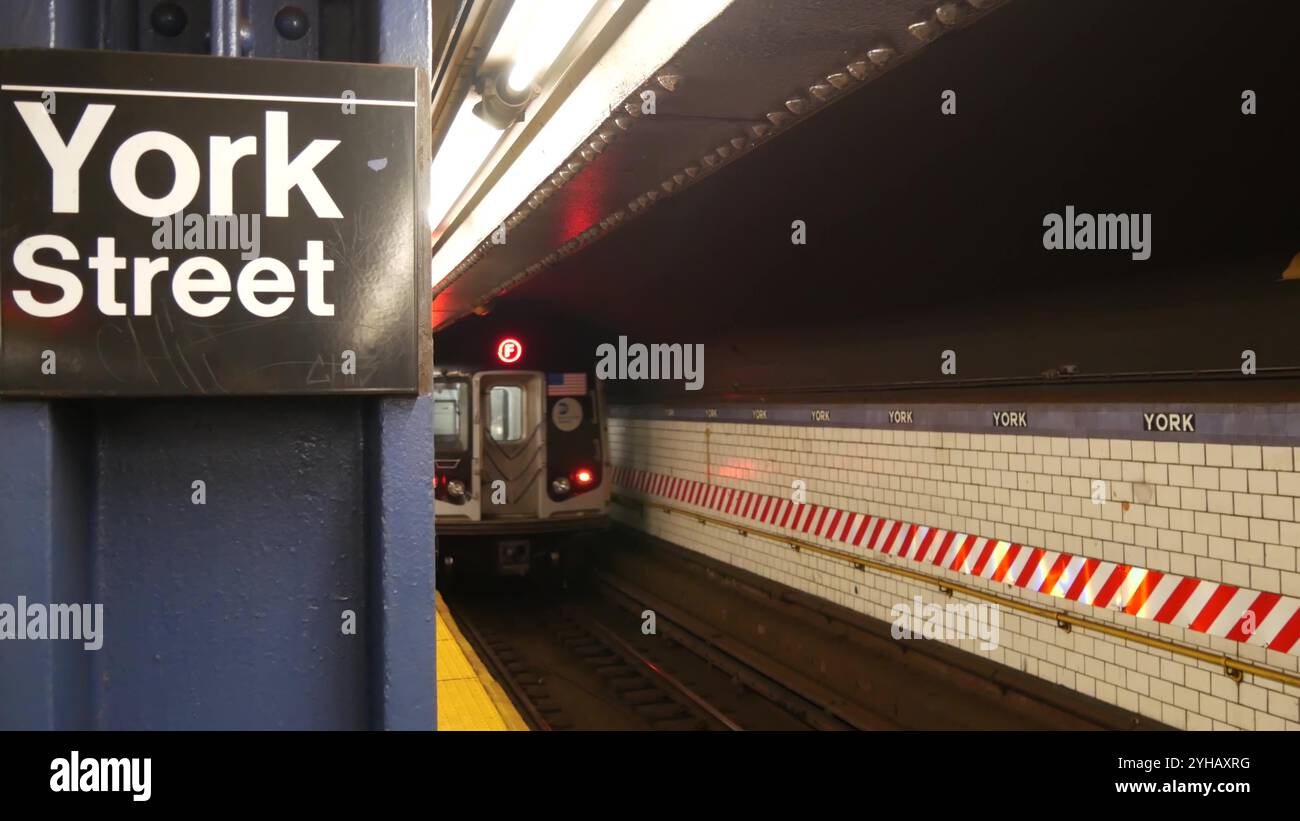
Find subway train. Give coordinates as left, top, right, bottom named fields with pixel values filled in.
left=433, top=344, right=610, bottom=577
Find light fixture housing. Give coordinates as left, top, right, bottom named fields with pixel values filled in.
left=474, top=69, right=534, bottom=130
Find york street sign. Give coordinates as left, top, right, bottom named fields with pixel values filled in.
left=0, top=49, right=425, bottom=396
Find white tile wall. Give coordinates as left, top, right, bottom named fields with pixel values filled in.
left=609, top=417, right=1300, bottom=731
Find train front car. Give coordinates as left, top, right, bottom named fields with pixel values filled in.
left=434, top=366, right=610, bottom=578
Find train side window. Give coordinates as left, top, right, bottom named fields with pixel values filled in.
left=487, top=385, right=525, bottom=443
left=433, top=382, right=469, bottom=451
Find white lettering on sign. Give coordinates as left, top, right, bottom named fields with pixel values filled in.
left=15, top=103, right=341, bottom=219
left=1143, top=412, right=1195, bottom=433
left=705, top=408, right=718, bottom=418
left=993, top=411, right=1027, bottom=428
left=811, top=409, right=830, bottom=422
left=888, top=410, right=913, bottom=424
left=752, top=409, right=768, bottom=420
left=9, top=103, right=342, bottom=320
left=11, top=236, right=336, bottom=319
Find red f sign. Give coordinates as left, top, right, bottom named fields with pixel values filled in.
left=496, top=337, right=522, bottom=364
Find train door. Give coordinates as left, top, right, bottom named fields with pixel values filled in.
left=474, top=372, right=546, bottom=535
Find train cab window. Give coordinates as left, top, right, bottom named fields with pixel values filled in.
left=433, top=382, right=469, bottom=451
left=487, top=385, right=525, bottom=443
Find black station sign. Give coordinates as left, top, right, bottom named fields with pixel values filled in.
left=0, top=49, right=424, bottom=396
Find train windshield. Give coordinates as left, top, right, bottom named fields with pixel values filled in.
left=487, top=385, right=525, bottom=443
left=433, top=380, right=469, bottom=452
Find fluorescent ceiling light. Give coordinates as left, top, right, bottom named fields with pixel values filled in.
left=428, top=93, right=503, bottom=236
left=504, top=0, right=598, bottom=93
left=432, top=0, right=734, bottom=291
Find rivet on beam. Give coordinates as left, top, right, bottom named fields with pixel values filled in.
left=825, top=72, right=851, bottom=90
left=656, top=73, right=682, bottom=91
left=868, top=46, right=895, bottom=66
left=936, top=2, right=964, bottom=25
left=908, top=20, right=939, bottom=42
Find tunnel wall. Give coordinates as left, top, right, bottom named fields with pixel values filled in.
left=609, top=411, right=1300, bottom=730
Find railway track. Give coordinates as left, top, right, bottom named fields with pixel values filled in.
left=447, top=587, right=822, bottom=730
left=445, top=532, right=1163, bottom=731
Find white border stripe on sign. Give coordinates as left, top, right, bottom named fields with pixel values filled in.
left=0, top=84, right=417, bottom=107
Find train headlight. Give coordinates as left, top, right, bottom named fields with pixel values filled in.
left=447, top=479, right=467, bottom=498
left=551, top=477, right=571, bottom=496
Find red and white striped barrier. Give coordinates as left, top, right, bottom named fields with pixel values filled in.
left=612, top=465, right=1300, bottom=655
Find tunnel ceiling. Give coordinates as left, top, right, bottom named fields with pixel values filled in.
left=431, top=0, right=1014, bottom=331
left=436, top=0, right=1300, bottom=397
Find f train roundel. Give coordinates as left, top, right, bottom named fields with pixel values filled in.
left=496, top=337, right=523, bottom=364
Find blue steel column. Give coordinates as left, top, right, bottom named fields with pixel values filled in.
left=372, top=0, right=436, bottom=731
left=0, top=1, right=435, bottom=729
left=0, top=0, right=98, bottom=734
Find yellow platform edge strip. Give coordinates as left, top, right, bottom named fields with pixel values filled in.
left=436, top=592, right=529, bottom=731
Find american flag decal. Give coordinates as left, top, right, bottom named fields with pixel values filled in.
left=547, top=372, right=588, bottom=396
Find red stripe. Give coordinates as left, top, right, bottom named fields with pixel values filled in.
left=1037, top=554, right=1073, bottom=595
left=766, top=499, right=782, bottom=524
left=1188, top=584, right=1238, bottom=633
left=947, top=535, right=978, bottom=572
left=1064, top=558, right=1102, bottom=602
left=780, top=503, right=797, bottom=528
left=969, top=539, right=999, bottom=576
left=1154, top=577, right=1202, bottom=624
left=931, top=531, right=958, bottom=566
left=1092, top=565, right=1131, bottom=609
left=991, top=544, right=1022, bottom=583
left=824, top=510, right=844, bottom=539
left=812, top=507, right=830, bottom=536
left=727, top=490, right=741, bottom=514
left=879, top=521, right=903, bottom=553
left=742, top=494, right=757, bottom=518
left=1266, top=607, right=1300, bottom=653
left=853, top=517, right=874, bottom=547
left=912, top=528, right=939, bottom=562
left=896, top=524, right=919, bottom=558
left=1123, top=571, right=1165, bottom=616
left=1014, top=549, right=1045, bottom=587
left=1226, top=592, right=1281, bottom=643
left=757, top=497, right=772, bottom=522
left=866, top=519, right=888, bottom=550
left=801, top=506, right=821, bottom=533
